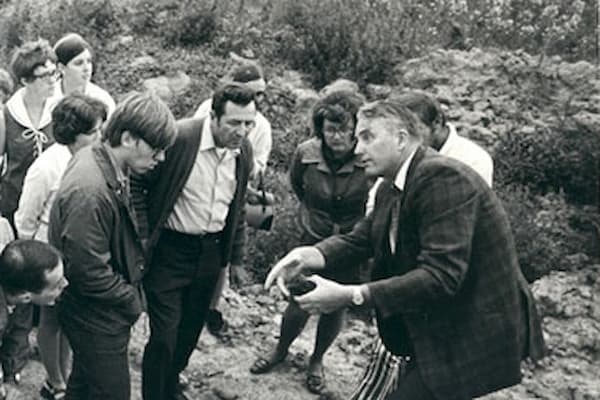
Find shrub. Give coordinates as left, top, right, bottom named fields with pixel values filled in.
left=494, top=125, right=600, bottom=205
left=1, top=0, right=120, bottom=56
left=272, top=0, right=405, bottom=88
left=126, top=0, right=219, bottom=48
left=164, top=7, right=219, bottom=47
left=497, top=184, right=589, bottom=282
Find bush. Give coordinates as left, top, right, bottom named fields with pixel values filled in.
left=497, top=184, right=589, bottom=282
left=272, top=0, right=405, bottom=88
left=1, top=0, right=120, bottom=55
left=164, top=7, right=219, bottom=47
left=127, top=0, right=219, bottom=47
left=494, top=125, right=600, bottom=205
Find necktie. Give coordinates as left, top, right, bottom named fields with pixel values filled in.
left=389, top=187, right=402, bottom=254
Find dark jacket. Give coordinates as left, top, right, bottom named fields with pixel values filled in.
left=316, top=147, right=546, bottom=400
left=135, top=117, right=252, bottom=268
left=290, top=138, right=368, bottom=240
left=49, top=143, right=145, bottom=334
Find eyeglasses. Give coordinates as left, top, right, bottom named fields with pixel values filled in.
left=323, top=126, right=354, bottom=137
left=31, top=69, right=59, bottom=81
left=150, top=147, right=166, bottom=160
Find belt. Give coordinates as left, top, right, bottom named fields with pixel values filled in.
left=160, top=228, right=223, bottom=245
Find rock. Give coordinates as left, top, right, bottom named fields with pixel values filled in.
left=130, top=56, right=159, bottom=70
left=319, top=79, right=360, bottom=96
left=118, top=35, right=134, bottom=45
left=572, top=111, right=600, bottom=133
left=269, top=70, right=308, bottom=93
left=212, top=384, right=239, bottom=400
left=291, top=88, right=319, bottom=114
left=142, top=71, right=192, bottom=102
left=365, top=83, right=392, bottom=99
left=557, top=60, right=596, bottom=86
left=229, top=51, right=256, bottom=65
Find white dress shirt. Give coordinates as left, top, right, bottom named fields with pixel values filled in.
left=165, top=117, right=237, bottom=234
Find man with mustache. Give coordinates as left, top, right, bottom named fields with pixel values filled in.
left=139, top=84, right=255, bottom=400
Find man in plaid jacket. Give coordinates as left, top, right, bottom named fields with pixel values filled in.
left=266, top=99, right=545, bottom=399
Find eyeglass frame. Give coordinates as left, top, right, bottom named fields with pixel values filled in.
left=29, top=68, right=59, bottom=82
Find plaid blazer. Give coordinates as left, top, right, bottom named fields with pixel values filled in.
left=317, top=147, right=545, bottom=400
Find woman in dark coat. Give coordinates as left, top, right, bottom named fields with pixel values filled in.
left=250, top=90, right=369, bottom=394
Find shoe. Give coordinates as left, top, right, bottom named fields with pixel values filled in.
left=176, top=373, right=189, bottom=390
left=306, top=366, right=326, bottom=394
left=249, top=350, right=288, bottom=374
left=40, top=380, right=66, bottom=400
left=3, top=372, right=19, bottom=385
left=319, top=389, right=344, bottom=400
left=171, top=388, right=190, bottom=400
left=205, top=309, right=228, bottom=336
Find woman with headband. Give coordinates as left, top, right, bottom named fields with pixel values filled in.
left=51, top=33, right=115, bottom=117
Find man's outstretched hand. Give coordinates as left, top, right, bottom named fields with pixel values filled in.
left=264, top=246, right=326, bottom=297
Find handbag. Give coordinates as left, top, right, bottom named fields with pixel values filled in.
left=245, top=172, right=274, bottom=230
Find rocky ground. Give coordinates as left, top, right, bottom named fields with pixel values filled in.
left=11, top=265, right=600, bottom=399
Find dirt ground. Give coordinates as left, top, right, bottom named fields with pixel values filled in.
left=11, top=268, right=600, bottom=400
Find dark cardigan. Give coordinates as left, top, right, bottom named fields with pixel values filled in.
left=132, top=117, right=252, bottom=267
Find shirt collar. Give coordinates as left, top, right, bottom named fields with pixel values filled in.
left=438, top=123, right=457, bottom=155
left=5, top=87, right=53, bottom=130
left=393, top=147, right=418, bottom=191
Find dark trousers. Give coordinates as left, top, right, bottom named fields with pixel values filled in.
left=142, top=229, right=222, bottom=400
left=1, top=303, right=33, bottom=377
left=60, top=316, right=130, bottom=400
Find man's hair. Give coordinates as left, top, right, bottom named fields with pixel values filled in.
left=10, top=39, right=57, bottom=81
left=391, top=90, right=446, bottom=128
left=103, top=91, right=177, bottom=150
left=312, top=90, right=365, bottom=141
left=52, top=94, right=107, bottom=145
left=358, top=100, right=423, bottom=139
left=231, top=64, right=263, bottom=83
left=0, top=68, right=15, bottom=97
left=211, top=84, right=255, bottom=120
left=0, top=240, right=61, bottom=295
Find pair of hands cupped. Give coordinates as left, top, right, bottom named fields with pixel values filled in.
left=264, top=246, right=350, bottom=315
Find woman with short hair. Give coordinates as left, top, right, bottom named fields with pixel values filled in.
left=250, top=90, right=369, bottom=395
left=15, top=93, right=107, bottom=400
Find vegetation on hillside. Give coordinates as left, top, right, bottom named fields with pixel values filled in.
left=0, top=0, right=597, bottom=283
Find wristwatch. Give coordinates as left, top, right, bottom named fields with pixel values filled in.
left=351, top=286, right=365, bottom=306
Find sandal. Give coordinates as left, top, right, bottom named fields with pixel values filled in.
left=40, top=380, right=66, bottom=400
left=306, top=368, right=326, bottom=394
left=249, top=351, right=288, bottom=374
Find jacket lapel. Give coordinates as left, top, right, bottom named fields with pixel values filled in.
left=93, top=144, right=141, bottom=237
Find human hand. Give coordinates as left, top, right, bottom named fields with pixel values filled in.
left=294, top=275, right=353, bottom=314
left=229, top=263, right=250, bottom=288
left=0, top=217, right=14, bottom=252
left=264, top=246, right=326, bottom=297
